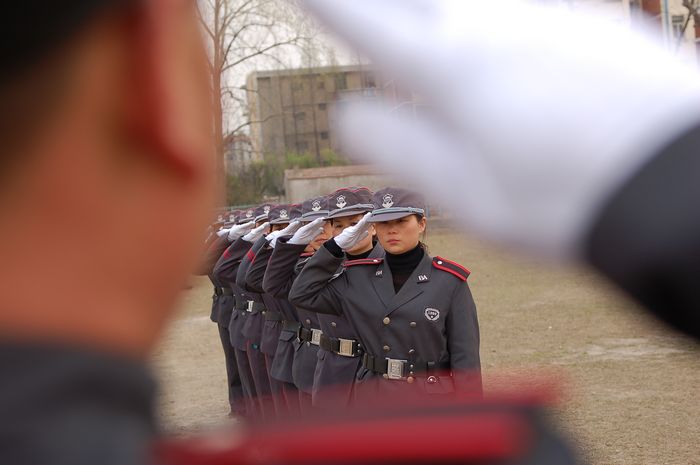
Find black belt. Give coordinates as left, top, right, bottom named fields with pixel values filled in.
left=264, top=310, right=282, bottom=322
left=213, top=287, right=233, bottom=297
left=362, top=354, right=448, bottom=381
left=298, top=327, right=323, bottom=346
left=319, top=334, right=363, bottom=357
left=282, top=321, right=301, bottom=333
left=235, top=299, right=265, bottom=313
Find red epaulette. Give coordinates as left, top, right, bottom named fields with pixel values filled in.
left=344, top=258, right=384, bottom=268
left=432, top=256, right=470, bottom=281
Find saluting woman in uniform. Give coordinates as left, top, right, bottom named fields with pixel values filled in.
left=289, top=187, right=481, bottom=401
left=312, top=187, right=383, bottom=407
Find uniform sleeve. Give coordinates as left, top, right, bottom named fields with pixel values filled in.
left=235, top=237, right=267, bottom=290
left=193, top=235, right=231, bottom=276
left=288, top=245, right=346, bottom=316
left=445, top=280, right=482, bottom=395
left=245, top=244, right=273, bottom=294
left=213, top=238, right=252, bottom=284
left=262, top=239, right=308, bottom=299
left=586, top=123, right=700, bottom=340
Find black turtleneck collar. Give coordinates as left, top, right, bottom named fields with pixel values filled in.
left=386, top=243, right=425, bottom=292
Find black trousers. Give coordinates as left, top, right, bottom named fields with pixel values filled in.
left=217, top=324, right=246, bottom=416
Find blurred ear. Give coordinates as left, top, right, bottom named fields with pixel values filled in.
left=417, top=216, right=427, bottom=234
left=127, top=0, right=214, bottom=178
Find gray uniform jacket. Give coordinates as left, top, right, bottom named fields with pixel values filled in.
left=213, top=238, right=254, bottom=351
left=236, top=237, right=267, bottom=347
left=196, top=234, right=231, bottom=324
left=289, top=245, right=481, bottom=397
left=312, top=244, right=385, bottom=407
left=262, top=238, right=320, bottom=393
left=244, top=241, right=290, bottom=358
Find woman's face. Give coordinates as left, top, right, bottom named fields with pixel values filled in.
left=332, top=214, right=375, bottom=255
left=374, top=215, right=426, bottom=255
left=308, top=220, right=333, bottom=252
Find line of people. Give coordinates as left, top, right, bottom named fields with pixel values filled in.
left=198, top=187, right=482, bottom=420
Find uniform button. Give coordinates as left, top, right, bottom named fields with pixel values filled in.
left=409, top=321, right=417, bottom=328
left=437, top=260, right=443, bottom=265
left=383, top=317, right=391, bottom=325
left=331, top=322, right=337, bottom=328
left=427, top=376, right=438, bottom=384
left=406, top=376, right=415, bottom=384
left=408, top=349, right=415, bottom=355
left=383, top=345, right=390, bottom=352
left=305, top=319, right=311, bottom=325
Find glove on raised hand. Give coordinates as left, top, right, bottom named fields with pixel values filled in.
left=303, top=0, right=700, bottom=259
left=268, top=221, right=303, bottom=249
left=288, top=218, right=326, bottom=246
left=227, top=221, right=255, bottom=241
left=334, top=212, right=372, bottom=251
left=242, top=222, right=269, bottom=242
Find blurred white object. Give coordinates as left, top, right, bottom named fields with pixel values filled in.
left=288, top=218, right=326, bottom=245
left=302, top=0, right=700, bottom=259
left=334, top=212, right=371, bottom=251
left=216, top=228, right=230, bottom=238
left=228, top=221, right=255, bottom=241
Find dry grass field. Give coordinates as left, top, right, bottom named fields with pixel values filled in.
left=151, top=228, right=700, bottom=465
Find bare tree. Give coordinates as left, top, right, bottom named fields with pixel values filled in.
left=197, top=0, right=319, bottom=197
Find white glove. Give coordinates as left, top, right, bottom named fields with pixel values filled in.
left=267, top=221, right=303, bottom=249
left=216, top=228, right=230, bottom=238
left=227, top=221, right=255, bottom=241
left=333, top=212, right=371, bottom=251
left=242, top=222, right=269, bottom=242
left=303, top=0, right=700, bottom=259
left=287, top=218, right=326, bottom=246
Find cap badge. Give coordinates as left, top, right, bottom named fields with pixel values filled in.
left=336, top=195, right=347, bottom=208
left=228, top=214, right=236, bottom=222
left=246, top=210, right=253, bottom=218
left=217, top=215, right=224, bottom=222
left=279, top=209, right=289, bottom=219
left=263, top=205, right=271, bottom=214
left=424, top=307, right=440, bottom=321
left=382, top=194, right=394, bottom=208
left=311, top=200, right=322, bottom=211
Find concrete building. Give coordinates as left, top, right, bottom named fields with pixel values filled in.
left=223, top=133, right=255, bottom=175
left=246, top=64, right=382, bottom=162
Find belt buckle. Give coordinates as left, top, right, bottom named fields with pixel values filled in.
left=338, top=338, right=355, bottom=357
left=386, top=358, right=406, bottom=380
left=246, top=300, right=255, bottom=312
left=310, top=329, right=323, bottom=346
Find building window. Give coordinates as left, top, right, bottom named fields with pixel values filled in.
left=365, top=73, right=377, bottom=88
left=335, top=74, right=347, bottom=91
left=295, top=111, right=306, bottom=121
left=320, top=131, right=329, bottom=140
left=672, top=15, right=686, bottom=40
left=318, top=103, right=327, bottom=111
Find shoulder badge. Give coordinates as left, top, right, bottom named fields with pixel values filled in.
left=344, top=258, right=384, bottom=268
left=432, top=256, right=470, bottom=281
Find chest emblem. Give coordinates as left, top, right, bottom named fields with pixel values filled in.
left=418, top=274, right=428, bottom=281
left=382, top=194, right=394, bottom=208
left=424, top=307, right=440, bottom=322
left=375, top=269, right=383, bottom=276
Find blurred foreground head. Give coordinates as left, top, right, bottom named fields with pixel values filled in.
left=0, top=1, right=216, bottom=357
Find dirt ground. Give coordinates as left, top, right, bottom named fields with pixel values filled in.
left=151, top=229, right=700, bottom=465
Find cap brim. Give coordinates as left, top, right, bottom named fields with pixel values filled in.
left=269, top=218, right=292, bottom=225
left=368, top=210, right=420, bottom=223
left=254, top=214, right=269, bottom=223
left=300, top=211, right=329, bottom=222
left=326, top=206, right=374, bottom=219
